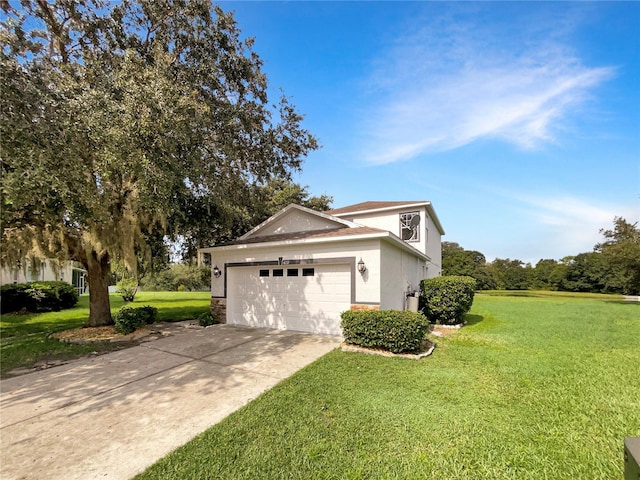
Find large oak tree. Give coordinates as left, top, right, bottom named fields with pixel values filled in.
left=1, top=0, right=318, bottom=325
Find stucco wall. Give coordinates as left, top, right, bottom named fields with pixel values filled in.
left=343, top=207, right=441, bottom=263
left=419, top=207, right=442, bottom=277
left=379, top=242, right=426, bottom=310
left=208, top=238, right=382, bottom=305
left=425, top=229, right=442, bottom=277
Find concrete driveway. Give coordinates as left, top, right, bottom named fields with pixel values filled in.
left=0, top=323, right=341, bottom=480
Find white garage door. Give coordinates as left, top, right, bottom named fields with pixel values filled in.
left=227, top=263, right=351, bottom=335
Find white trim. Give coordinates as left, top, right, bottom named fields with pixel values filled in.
left=200, top=230, right=429, bottom=261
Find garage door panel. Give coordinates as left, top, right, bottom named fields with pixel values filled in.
left=304, top=292, right=350, bottom=303
left=227, top=263, right=351, bottom=335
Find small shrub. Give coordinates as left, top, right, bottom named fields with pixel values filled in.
left=1, top=281, right=78, bottom=313
left=340, top=310, right=430, bottom=354
left=114, top=305, right=157, bottom=334
left=177, top=284, right=186, bottom=292
left=197, top=311, right=218, bottom=327
left=138, top=305, right=158, bottom=324
left=116, top=278, right=138, bottom=302
left=420, top=275, right=477, bottom=325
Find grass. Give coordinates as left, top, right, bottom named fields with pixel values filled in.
left=479, top=289, right=627, bottom=300
left=0, top=291, right=211, bottom=377
left=136, top=293, right=639, bottom=480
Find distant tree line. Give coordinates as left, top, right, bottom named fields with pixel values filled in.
left=442, top=217, right=640, bottom=295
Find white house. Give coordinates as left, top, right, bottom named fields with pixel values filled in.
left=0, top=259, right=88, bottom=295
left=198, top=201, right=444, bottom=335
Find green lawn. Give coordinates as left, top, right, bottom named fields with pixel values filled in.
left=137, top=293, right=640, bottom=480
left=0, top=291, right=211, bottom=377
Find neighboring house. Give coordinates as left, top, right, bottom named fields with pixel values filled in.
left=0, top=259, right=88, bottom=296
left=198, top=201, right=444, bottom=335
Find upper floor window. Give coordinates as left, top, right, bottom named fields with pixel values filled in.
left=400, top=212, right=420, bottom=242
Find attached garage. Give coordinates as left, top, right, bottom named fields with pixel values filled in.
left=198, top=202, right=444, bottom=336
left=226, top=263, right=352, bottom=335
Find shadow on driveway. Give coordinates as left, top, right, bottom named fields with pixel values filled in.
left=0, top=324, right=341, bottom=480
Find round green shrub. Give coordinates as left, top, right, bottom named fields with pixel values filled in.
left=138, top=305, right=158, bottom=324
left=114, top=305, right=158, bottom=334
left=420, top=275, right=477, bottom=325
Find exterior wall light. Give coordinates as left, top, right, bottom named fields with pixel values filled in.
left=357, top=258, right=366, bottom=274
left=213, top=265, right=222, bottom=278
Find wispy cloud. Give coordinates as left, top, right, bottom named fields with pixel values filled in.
left=513, top=194, right=637, bottom=258
left=360, top=5, right=616, bottom=164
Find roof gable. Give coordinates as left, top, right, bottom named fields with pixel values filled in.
left=199, top=203, right=429, bottom=260
left=240, top=204, right=355, bottom=240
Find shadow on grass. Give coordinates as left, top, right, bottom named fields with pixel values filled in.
left=154, top=305, right=210, bottom=323
left=1, top=311, right=89, bottom=338
left=464, top=314, right=484, bottom=327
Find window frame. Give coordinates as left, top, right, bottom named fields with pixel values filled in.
left=399, top=211, right=420, bottom=242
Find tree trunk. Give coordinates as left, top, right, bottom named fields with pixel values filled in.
left=85, top=251, right=113, bottom=327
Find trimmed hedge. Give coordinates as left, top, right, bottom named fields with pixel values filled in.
left=0, top=281, right=79, bottom=313
left=420, top=275, right=477, bottom=325
left=340, top=310, right=430, bottom=354
left=114, top=305, right=158, bottom=334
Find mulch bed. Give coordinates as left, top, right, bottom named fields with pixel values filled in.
left=340, top=323, right=466, bottom=359
left=341, top=338, right=435, bottom=360
left=429, top=322, right=465, bottom=338
left=51, top=326, right=152, bottom=344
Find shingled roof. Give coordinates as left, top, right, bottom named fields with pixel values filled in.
left=326, top=201, right=428, bottom=216
left=221, top=226, right=385, bottom=246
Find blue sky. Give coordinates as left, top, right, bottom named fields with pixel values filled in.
left=220, top=1, right=640, bottom=263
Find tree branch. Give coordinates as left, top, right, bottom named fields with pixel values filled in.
left=36, top=0, right=70, bottom=63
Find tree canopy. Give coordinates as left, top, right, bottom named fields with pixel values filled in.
left=174, top=176, right=332, bottom=259
left=596, top=217, right=640, bottom=294
left=1, top=0, right=319, bottom=325
left=441, top=242, right=496, bottom=290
